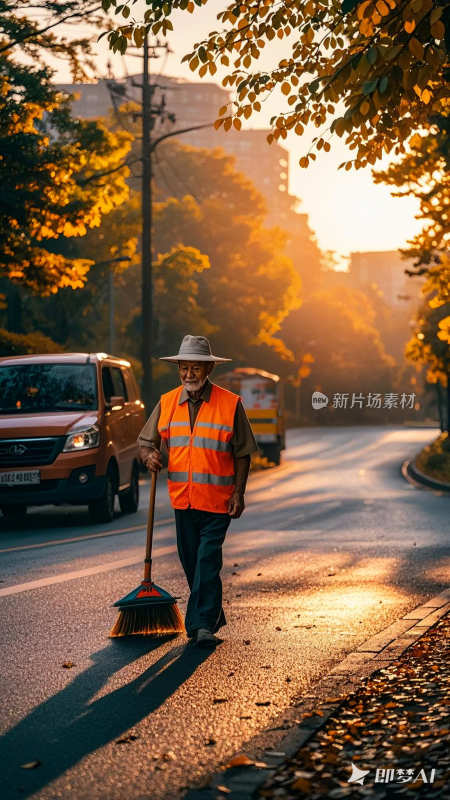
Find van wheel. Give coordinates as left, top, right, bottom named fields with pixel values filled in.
left=1, top=504, right=27, bottom=518
left=119, top=464, right=139, bottom=514
left=89, top=467, right=115, bottom=524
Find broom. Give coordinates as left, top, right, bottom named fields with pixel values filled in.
left=109, top=467, right=185, bottom=637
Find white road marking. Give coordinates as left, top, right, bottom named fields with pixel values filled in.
left=0, top=544, right=178, bottom=597
left=0, top=518, right=174, bottom=555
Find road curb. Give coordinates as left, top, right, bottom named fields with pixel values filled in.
left=183, top=588, right=450, bottom=800
left=402, top=456, right=450, bottom=494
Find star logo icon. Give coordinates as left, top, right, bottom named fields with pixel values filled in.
left=348, top=763, right=370, bottom=785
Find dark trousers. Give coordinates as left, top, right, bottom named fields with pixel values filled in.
left=174, top=508, right=231, bottom=637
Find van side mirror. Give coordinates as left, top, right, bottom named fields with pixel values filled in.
left=107, top=395, right=125, bottom=411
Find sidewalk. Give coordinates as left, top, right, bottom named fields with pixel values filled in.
left=258, top=613, right=450, bottom=799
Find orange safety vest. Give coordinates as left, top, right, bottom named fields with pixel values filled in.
left=158, top=383, right=240, bottom=513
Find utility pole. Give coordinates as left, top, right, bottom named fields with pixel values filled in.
left=141, top=33, right=153, bottom=413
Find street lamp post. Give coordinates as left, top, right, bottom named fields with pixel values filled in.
left=109, top=266, right=115, bottom=354
left=100, top=255, right=131, bottom=355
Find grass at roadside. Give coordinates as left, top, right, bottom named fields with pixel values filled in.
left=259, top=615, right=450, bottom=799
left=416, top=433, right=450, bottom=484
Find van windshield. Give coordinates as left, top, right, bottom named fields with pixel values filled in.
left=0, top=364, right=98, bottom=414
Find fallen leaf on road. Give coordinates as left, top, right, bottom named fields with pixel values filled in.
left=292, top=777, right=311, bottom=792
left=62, top=661, right=76, bottom=669
left=254, top=761, right=269, bottom=768
left=294, top=770, right=314, bottom=779
left=205, top=738, right=216, bottom=746
left=216, top=787, right=231, bottom=794
left=160, top=751, right=176, bottom=761
left=233, top=563, right=239, bottom=567
left=213, top=697, right=228, bottom=704
left=231, top=571, right=238, bottom=575
left=257, top=573, right=262, bottom=576
left=21, top=761, right=41, bottom=769
left=275, top=626, right=282, bottom=631
left=256, top=701, right=271, bottom=706
left=243, top=640, right=251, bottom=645
left=226, top=754, right=254, bottom=768
left=239, top=715, right=252, bottom=719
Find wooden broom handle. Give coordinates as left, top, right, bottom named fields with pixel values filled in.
left=143, top=468, right=157, bottom=582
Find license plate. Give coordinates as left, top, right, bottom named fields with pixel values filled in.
left=0, top=471, right=41, bottom=486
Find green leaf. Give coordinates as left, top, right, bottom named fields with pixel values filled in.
left=341, top=0, right=359, bottom=14
left=362, top=78, right=379, bottom=95
left=367, top=47, right=378, bottom=65
left=309, top=79, right=321, bottom=94
left=199, top=46, right=208, bottom=63
left=379, top=76, right=389, bottom=93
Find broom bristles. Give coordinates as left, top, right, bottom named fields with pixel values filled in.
left=109, top=602, right=185, bottom=638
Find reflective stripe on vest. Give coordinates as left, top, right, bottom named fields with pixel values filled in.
left=168, top=471, right=189, bottom=482
left=159, top=383, right=239, bottom=512
left=196, top=421, right=233, bottom=433
left=169, top=435, right=191, bottom=448
left=193, top=436, right=232, bottom=453
left=169, top=471, right=234, bottom=486
left=192, top=472, right=234, bottom=486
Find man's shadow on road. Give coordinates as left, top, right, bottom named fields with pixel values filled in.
left=0, top=635, right=211, bottom=799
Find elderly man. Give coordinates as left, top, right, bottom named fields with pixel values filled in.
left=139, top=335, right=258, bottom=647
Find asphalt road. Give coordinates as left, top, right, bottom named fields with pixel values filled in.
left=1, top=425, right=449, bottom=800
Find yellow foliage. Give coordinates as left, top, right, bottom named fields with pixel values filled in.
left=437, top=316, right=450, bottom=343
left=1, top=76, right=132, bottom=293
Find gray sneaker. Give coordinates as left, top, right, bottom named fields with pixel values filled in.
left=195, top=628, right=219, bottom=647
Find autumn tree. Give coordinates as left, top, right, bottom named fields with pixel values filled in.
left=0, top=1, right=132, bottom=325
left=20, top=190, right=213, bottom=364
left=277, top=283, right=398, bottom=421
left=153, top=142, right=301, bottom=371
left=406, top=263, right=450, bottom=428
left=103, top=0, right=450, bottom=170
left=374, top=114, right=450, bottom=269
left=1, top=2, right=106, bottom=80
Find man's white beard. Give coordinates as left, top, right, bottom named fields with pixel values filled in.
left=183, top=374, right=208, bottom=393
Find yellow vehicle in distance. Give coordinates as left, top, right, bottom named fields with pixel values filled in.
left=216, top=367, right=285, bottom=465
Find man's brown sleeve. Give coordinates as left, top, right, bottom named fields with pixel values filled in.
left=231, top=400, right=259, bottom=458
left=138, top=401, right=162, bottom=450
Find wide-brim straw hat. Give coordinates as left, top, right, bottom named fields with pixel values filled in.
left=159, top=335, right=232, bottom=363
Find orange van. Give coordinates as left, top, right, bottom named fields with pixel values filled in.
left=0, top=353, right=146, bottom=523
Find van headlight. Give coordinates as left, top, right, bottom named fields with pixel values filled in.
left=63, top=424, right=100, bottom=452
